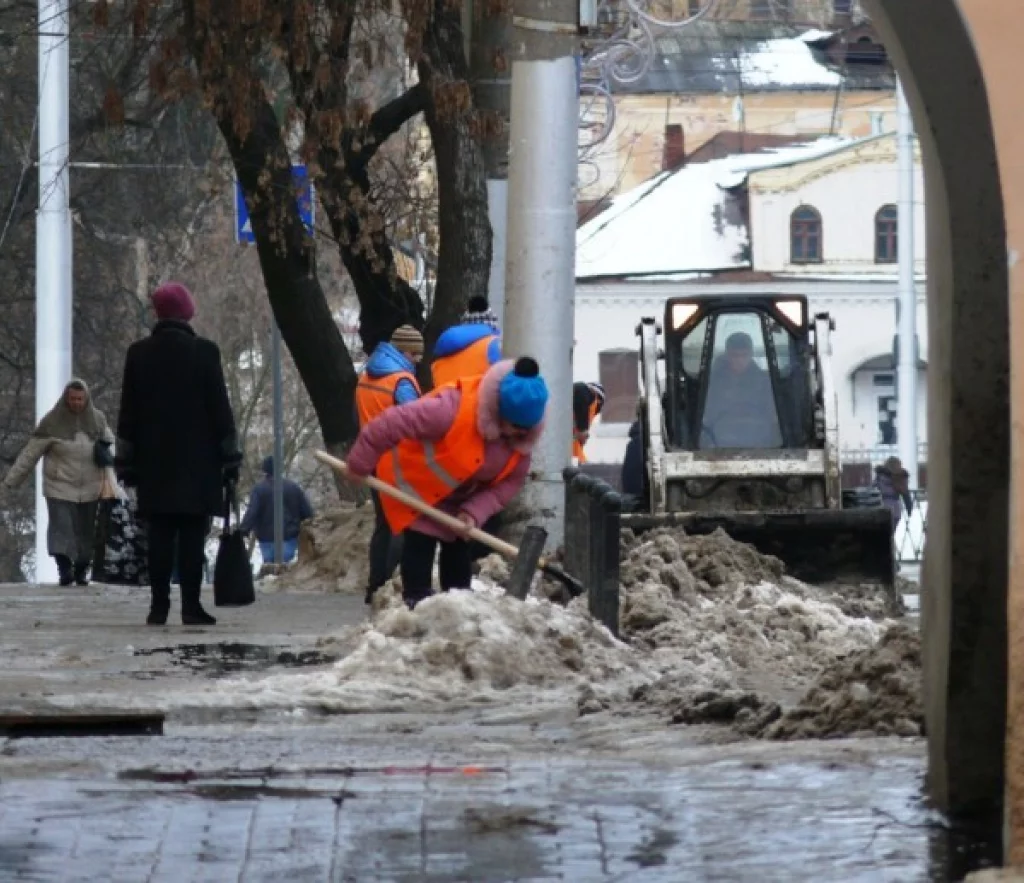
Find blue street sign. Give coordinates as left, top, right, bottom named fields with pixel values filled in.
left=235, top=165, right=314, bottom=244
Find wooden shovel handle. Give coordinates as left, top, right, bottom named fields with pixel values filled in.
left=315, top=451, right=521, bottom=561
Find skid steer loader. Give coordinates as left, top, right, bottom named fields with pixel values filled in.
left=626, top=294, right=894, bottom=589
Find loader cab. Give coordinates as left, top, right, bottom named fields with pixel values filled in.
left=662, top=295, right=817, bottom=452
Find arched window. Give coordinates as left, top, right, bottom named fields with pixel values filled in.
left=790, top=206, right=822, bottom=263
left=875, top=204, right=898, bottom=263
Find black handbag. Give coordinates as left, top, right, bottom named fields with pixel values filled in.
left=213, top=481, right=255, bottom=607
left=93, top=438, right=114, bottom=468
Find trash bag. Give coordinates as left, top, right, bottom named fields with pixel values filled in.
left=93, top=493, right=150, bottom=585
left=213, top=482, right=255, bottom=607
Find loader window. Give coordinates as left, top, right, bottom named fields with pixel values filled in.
left=699, top=313, right=784, bottom=450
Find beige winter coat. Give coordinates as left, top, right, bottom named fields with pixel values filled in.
left=4, top=384, right=114, bottom=503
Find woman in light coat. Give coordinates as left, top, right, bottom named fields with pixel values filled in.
left=3, top=379, right=115, bottom=585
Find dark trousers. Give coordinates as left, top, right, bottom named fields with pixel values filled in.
left=368, top=490, right=402, bottom=591
left=148, top=514, right=208, bottom=609
left=468, top=514, right=501, bottom=562
left=400, top=529, right=472, bottom=606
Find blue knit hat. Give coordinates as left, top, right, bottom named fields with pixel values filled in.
left=498, top=357, right=548, bottom=428
left=262, top=456, right=275, bottom=476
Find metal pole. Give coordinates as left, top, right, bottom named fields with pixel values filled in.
left=271, top=321, right=284, bottom=565
left=36, top=0, right=73, bottom=583
left=503, top=0, right=578, bottom=546
left=896, top=78, right=918, bottom=490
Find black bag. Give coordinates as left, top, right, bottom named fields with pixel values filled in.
left=93, top=438, right=114, bottom=468
left=92, top=493, right=149, bottom=586
left=213, top=481, right=255, bottom=607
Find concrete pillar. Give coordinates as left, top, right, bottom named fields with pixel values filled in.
left=950, top=1, right=1024, bottom=864
left=866, top=0, right=1010, bottom=845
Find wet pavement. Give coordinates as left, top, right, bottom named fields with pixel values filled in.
left=0, top=582, right=996, bottom=881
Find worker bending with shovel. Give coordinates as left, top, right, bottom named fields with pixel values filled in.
left=339, top=357, right=548, bottom=609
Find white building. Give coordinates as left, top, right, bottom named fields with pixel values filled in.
left=574, top=133, right=926, bottom=482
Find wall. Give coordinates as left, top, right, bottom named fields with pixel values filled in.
left=573, top=280, right=925, bottom=463
left=748, top=135, right=926, bottom=273
left=581, top=90, right=897, bottom=200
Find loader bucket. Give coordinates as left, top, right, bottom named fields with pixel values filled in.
left=621, top=507, right=896, bottom=591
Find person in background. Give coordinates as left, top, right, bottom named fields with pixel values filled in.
left=700, top=331, right=781, bottom=450
left=239, top=456, right=314, bottom=565
left=874, top=456, right=914, bottom=534
left=621, top=419, right=644, bottom=499
left=431, top=296, right=502, bottom=388
left=572, top=381, right=605, bottom=464
left=116, top=281, right=241, bottom=627
left=356, top=324, right=424, bottom=603
left=3, top=379, right=114, bottom=586
left=346, top=357, right=548, bottom=609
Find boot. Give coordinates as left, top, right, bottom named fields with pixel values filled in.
left=148, top=581, right=171, bottom=626
left=54, top=555, right=73, bottom=587
left=73, top=562, right=89, bottom=586
left=181, top=603, right=216, bottom=626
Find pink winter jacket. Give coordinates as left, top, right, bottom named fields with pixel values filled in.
left=346, top=360, right=545, bottom=541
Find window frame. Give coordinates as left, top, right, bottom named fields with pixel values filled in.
left=875, top=203, right=898, bottom=264
left=790, top=205, right=823, bottom=264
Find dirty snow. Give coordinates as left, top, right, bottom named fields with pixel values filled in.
left=735, top=37, right=842, bottom=89
left=121, top=523, right=912, bottom=746
left=279, top=506, right=376, bottom=593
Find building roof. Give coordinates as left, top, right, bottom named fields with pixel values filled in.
left=576, top=135, right=875, bottom=281
left=610, top=23, right=894, bottom=95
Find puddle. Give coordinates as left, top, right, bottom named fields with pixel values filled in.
left=133, top=643, right=336, bottom=678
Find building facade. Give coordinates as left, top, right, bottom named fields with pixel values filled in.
left=574, top=134, right=925, bottom=480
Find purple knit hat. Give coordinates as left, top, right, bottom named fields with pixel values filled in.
left=151, top=282, right=196, bottom=322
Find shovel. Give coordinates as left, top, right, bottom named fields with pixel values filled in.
left=315, top=451, right=585, bottom=598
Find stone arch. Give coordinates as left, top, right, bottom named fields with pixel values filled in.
left=863, top=0, right=1010, bottom=845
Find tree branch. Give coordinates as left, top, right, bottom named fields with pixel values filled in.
left=359, top=83, right=428, bottom=165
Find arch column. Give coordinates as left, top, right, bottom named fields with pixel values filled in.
left=865, top=0, right=1011, bottom=847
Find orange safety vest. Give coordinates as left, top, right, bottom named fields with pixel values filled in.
left=431, top=336, right=497, bottom=388
left=356, top=370, right=420, bottom=429
left=377, top=376, right=522, bottom=533
left=571, top=399, right=601, bottom=463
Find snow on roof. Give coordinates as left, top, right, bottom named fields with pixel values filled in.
left=735, top=35, right=842, bottom=89
left=577, top=137, right=861, bottom=280
left=798, top=29, right=835, bottom=44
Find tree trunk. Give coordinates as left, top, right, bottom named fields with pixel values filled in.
left=184, top=5, right=358, bottom=449
left=419, top=2, right=494, bottom=359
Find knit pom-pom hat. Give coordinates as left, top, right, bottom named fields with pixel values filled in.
left=390, top=324, right=424, bottom=357
left=461, top=295, right=499, bottom=328
left=498, top=357, right=548, bottom=428
left=151, top=282, right=196, bottom=322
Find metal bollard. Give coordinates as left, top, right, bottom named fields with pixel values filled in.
left=567, top=473, right=596, bottom=584
left=562, top=467, right=580, bottom=579
left=587, top=484, right=621, bottom=638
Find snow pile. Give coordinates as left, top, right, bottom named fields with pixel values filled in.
left=210, top=582, right=651, bottom=714
left=283, top=506, right=376, bottom=593
left=616, top=528, right=904, bottom=732
left=741, top=623, right=923, bottom=740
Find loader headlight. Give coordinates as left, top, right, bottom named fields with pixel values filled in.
left=671, top=303, right=700, bottom=331
left=775, top=299, right=805, bottom=328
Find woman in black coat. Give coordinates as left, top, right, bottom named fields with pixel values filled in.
left=116, top=282, right=241, bottom=626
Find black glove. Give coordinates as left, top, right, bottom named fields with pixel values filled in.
left=222, top=449, right=242, bottom=486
